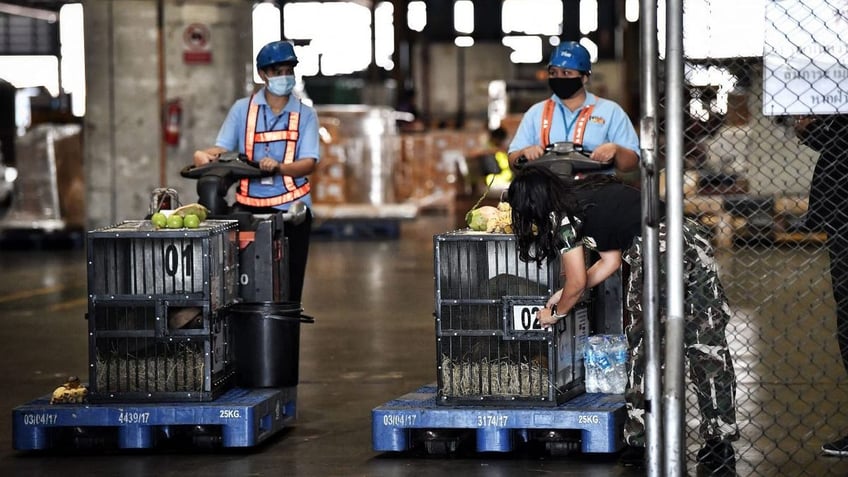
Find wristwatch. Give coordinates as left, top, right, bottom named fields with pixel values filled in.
left=550, top=304, right=568, bottom=321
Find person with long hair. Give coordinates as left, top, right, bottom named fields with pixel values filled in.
left=506, top=165, right=739, bottom=470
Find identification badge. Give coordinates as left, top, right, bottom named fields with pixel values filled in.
left=261, top=176, right=274, bottom=185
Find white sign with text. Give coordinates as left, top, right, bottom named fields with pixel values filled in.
left=762, top=0, right=848, bottom=115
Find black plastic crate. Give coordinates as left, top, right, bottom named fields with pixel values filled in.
left=434, top=232, right=588, bottom=405
left=85, top=220, right=240, bottom=402
left=437, top=295, right=589, bottom=406
left=435, top=232, right=556, bottom=333
left=87, top=300, right=234, bottom=402
left=86, top=220, right=239, bottom=311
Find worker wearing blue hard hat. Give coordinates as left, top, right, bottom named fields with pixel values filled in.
left=507, top=40, right=640, bottom=177
left=193, top=40, right=319, bottom=303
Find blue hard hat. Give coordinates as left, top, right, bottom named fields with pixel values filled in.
left=256, top=40, right=298, bottom=70
left=548, top=41, right=591, bottom=73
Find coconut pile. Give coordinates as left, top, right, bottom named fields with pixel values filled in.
left=466, top=201, right=513, bottom=233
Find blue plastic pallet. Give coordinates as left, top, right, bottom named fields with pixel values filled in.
left=13, top=387, right=296, bottom=451
left=372, top=384, right=625, bottom=454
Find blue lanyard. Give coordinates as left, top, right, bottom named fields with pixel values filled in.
left=263, top=105, right=286, bottom=131
left=560, top=104, right=582, bottom=140
left=262, top=105, right=285, bottom=155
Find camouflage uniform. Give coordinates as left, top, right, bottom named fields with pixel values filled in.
left=620, top=219, right=739, bottom=447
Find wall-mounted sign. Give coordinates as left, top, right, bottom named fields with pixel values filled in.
left=183, top=23, right=212, bottom=65
left=763, top=0, right=848, bottom=115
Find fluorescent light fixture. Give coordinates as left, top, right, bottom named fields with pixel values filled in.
left=252, top=3, right=281, bottom=83
left=408, top=1, right=426, bottom=32
left=657, top=0, right=767, bottom=59
left=60, top=3, right=85, bottom=117
left=4, top=166, right=17, bottom=183
left=375, top=1, right=394, bottom=71
left=579, top=0, right=598, bottom=34
left=579, top=37, right=598, bottom=63
left=282, top=2, right=371, bottom=76
left=502, top=35, right=543, bottom=63
left=625, top=0, right=639, bottom=22
left=454, top=0, right=474, bottom=34
left=502, top=0, right=562, bottom=35
left=455, top=36, right=475, bottom=48
left=0, top=57, right=59, bottom=95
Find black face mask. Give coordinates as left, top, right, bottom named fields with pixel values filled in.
left=549, top=77, right=584, bottom=99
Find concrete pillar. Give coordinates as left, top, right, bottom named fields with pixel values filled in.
left=83, top=0, right=252, bottom=228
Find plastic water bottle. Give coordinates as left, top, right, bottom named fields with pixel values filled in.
left=583, top=334, right=628, bottom=394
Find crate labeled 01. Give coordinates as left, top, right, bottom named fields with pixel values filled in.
left=86, top=220, right=239, bottom=402
left=87, top=220, right=239, bottom=308
left=434, top=231, right=590, bottom=406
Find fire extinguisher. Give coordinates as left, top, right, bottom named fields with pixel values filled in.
left=164, top=99, right=182, bottom=146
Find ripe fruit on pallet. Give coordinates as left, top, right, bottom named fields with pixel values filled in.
left=166, top=214, right=184, bottom=229
left=151, top=212, right=167, bottom=229
left=183, top=214, right=200, bottom=229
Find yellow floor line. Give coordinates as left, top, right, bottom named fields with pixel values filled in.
left=48, top=297, right=88, bottom=312
left=0, top=285, right=65, bottom=304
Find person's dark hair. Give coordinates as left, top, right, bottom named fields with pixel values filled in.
left=507, top=166, right=619, bottom=265
left=507, top=166, right=577, bottom=265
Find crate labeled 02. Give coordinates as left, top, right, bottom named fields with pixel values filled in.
left=434, top=231, right=590, bottom=406
left=86, top=220, right=239, bottom=402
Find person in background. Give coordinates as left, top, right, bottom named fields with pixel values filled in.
left=507, top=41, right=640, bottom=180
left=505, top=165, right=739, bottom=471
left=193, top=40, right=319, bottom=303
left=395, top=87, right=425, bottom=132
left=469, top=126, right=513, bottom=193
left=794, top=115, right=848, bottom=456
left=483, top=127, right=513, bottom=189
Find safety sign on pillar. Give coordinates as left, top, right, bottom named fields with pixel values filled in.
left=183, top=23, right=212, bottom=65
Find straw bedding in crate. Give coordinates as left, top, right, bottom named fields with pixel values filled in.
left=439, top=354, right=552, bottom=397
left=96, top=344, right=205, bottom=393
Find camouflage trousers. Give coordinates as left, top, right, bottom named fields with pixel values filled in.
left=621, top=219, right=739, bottom=447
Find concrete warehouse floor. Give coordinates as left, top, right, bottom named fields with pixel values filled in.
left=2, top=213, right=848, bottom=476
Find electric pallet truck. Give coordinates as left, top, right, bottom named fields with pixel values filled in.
left=371, top=143, right=628, bottom=456
left=12, top=153, right=312, bottom=451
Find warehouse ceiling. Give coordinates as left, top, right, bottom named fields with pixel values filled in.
left=0, top=1, right=67, bottom=13
left=0, top=2, right=63, bottom=56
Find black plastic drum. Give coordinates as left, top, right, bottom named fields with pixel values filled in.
left=228, top=302, right=314, bottom=388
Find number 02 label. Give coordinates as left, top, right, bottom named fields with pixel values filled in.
left=512, top=304, right=546, bottom=331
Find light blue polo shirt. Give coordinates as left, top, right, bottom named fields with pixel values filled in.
left=508, top=92, right=640, bottom=159
left=215, top=88, right=320, bottom=210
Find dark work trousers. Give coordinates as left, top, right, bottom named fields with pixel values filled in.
left=234, top=203, right=313, bottom=303
left=827, top=226, right=848, bottom=374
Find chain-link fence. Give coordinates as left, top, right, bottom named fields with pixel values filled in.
left=659, top=1, right=848, bottom=474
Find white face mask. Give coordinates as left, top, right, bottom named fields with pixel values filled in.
left=267, top=75, right=295, bottom=96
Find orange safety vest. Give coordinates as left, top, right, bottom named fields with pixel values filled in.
left=540, top=98, right=596, bottom=148
left=236, top=94, right=311, bottom=208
